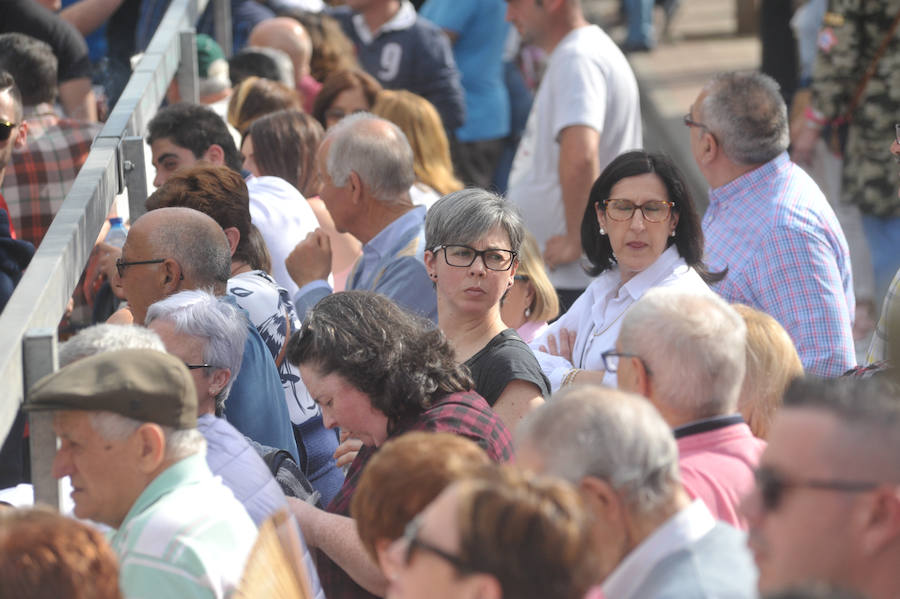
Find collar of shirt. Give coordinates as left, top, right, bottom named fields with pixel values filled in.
left=20, top=103, right=59, bottom=137
left=708, top=151, right=791, bottom=209
left=673, top=413, right=745, bottom=439
left=352, top=0, right=416, bottom=44
left=600, top=499, right=716, bottom=599
left=594, top=244, right=685, bottom=309
left=112, top=453, right=210, bottom=536
left=360, top=204, right=425, bottom=265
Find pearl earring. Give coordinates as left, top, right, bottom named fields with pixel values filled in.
left=524, top=306, right=532, bottom=318
left=669, top=231, right=676, bottom=237
left=599, top=227, right=606, bottom=235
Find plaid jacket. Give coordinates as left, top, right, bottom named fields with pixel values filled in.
left=318, top=390, right=514, bottom=599
left=1, top=105, right=101, bottom=247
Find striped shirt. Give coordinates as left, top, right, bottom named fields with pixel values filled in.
left=703, top=152, right=855, bottom=377
left=109, top=454, right=258, bottom=599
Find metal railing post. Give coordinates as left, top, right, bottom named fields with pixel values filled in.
left=24, top=329, right=61, bottom=510
left=213, top=0, right=232, bottom=58
left=123, top=136, right=150, bottom=221
left=177, top=30, right=200, bottom=105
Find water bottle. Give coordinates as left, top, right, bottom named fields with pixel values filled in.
left=105, top=217, right=128, bottom=248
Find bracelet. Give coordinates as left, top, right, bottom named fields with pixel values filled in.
left=804, top=106, right=828, bottom=126
left=562, top=368, right=581, bottom=387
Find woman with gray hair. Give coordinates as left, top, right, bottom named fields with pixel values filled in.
left=424, top=189, right=550, bottom=430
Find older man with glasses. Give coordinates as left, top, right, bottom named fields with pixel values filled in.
left=609, top=286, right=766, bottom=529
left=689, top=70, right=854, bottom=378
left=742, top=376, right=900, bottom=599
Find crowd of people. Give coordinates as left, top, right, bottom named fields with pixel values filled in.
left=1, top=0, right=900, bottom=598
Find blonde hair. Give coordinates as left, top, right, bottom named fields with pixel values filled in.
left=517, top=233, right=559, bottom=323
left=733, top=304, right=804, bottom=439
left=372, top=89, right=462, bottom=195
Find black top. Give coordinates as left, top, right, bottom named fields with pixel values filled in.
left=464, top=328, right=551, bottom=406
left=0, top=0, right=91, bottom=82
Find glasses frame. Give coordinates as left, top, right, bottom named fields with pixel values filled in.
left=599, top=350, right=643, bottom=373
left=600, top=198, right=675, bottom=223
left=683, top=112, right=718, bottom=142
left=401, top=516, right=476, bottom=574
left=115, top=258, right=166, bottom=278
left=0, top=120, right=17, bottom=142
left=754, top=466, right=880, bottom=512
left=184, top=363, right=216, bottom=370
left=432, top=244, right=518, bottom=272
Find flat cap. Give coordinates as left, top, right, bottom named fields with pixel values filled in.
left=24, top=348, right=198, bottom=429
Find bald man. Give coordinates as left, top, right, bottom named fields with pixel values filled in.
left=248, top=17, right=320, bottom=110
left=117, top=207, right=300, bottom=462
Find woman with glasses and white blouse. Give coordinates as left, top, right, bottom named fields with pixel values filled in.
left=532, top=150, right=721, bottom=390
left=424, top=190, right=551, bottom=431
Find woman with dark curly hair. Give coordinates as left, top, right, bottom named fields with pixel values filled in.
left=285, top=290, right=513, bottom=599
left=532, top=150, right=720, bottom=390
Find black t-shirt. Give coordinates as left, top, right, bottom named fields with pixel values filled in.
left=464, top=328, right=551, bottom=406
left=0, top=0, right=91, bottom=82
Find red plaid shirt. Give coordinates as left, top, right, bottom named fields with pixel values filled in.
left=318, top=390, right=514, bottom=599
left=1, top=104, right=101, bottom=247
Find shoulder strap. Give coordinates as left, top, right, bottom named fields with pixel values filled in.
left=842, top=7, right=900, bottom=121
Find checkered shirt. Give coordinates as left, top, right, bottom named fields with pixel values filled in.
left=1, top=105, right=101, bottom=247
left=317, top=390, right=514, bottom=599
left=703, top=152, right=856, bottom=377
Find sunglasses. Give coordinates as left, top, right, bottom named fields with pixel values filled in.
left=0, top=121, right=17, bottom=142
left=754, top=466, right=880, bottom=512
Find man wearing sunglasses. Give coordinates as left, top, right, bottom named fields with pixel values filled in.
left=516, top=385, right=757, bottom=599
left=742, top=377, right=900, bottom=599
left=690, top=71, right=854, bottom=379
left=0, top=71, right=35, bottom=314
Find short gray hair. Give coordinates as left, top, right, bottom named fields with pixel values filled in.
left=145, top=289, right=248, bottom=411
left=425, top=189, right=525, bottom=254
left=59, top=324, right=165, bottom=367
left=516, top=385, right=680, bottom=514
left=325, top=112, right=415, bottom=202
left=701, top=71, right=789, bottom=165
left=617, top=288, right=747, bottom=418
left=153, top=211, right=231, bottom=291
left=90, top=411, right=206, bottom=461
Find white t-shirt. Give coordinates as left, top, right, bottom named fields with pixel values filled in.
left=507, top=25, right=642, bottom=290
left=247, top=176, right=321, bottom=298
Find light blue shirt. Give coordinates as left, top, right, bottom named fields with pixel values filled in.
left=294, top=205, right=437, bottom=321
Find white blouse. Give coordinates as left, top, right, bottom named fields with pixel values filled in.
left=530, top=246, right=711, bottom=390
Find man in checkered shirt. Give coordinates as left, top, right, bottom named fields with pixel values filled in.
left=688, top=71, right=855, bottom=377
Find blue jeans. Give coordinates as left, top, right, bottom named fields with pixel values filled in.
left=861, top=213, right=900, bottom=305
left=624, top=0, right=655, bottom=46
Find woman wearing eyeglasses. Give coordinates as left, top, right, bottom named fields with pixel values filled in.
left=533, top=150, right=721, bottom=390
left=424, top=189, right=551, bottom=431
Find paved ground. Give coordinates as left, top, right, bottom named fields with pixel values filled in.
left=584, top=0, right=761, bottom=209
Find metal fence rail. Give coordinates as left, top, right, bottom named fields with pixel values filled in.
left=0, top=0, right=230, bottom=505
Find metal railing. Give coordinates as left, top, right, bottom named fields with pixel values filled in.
left=0, top=0, right=231, bottom=506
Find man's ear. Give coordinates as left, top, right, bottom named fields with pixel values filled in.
left=632, top=355, right=652, bottom=399
left=134, top=423, right=167, bottom=474
left=579, top=476, right=622, bottom=520
left=468, top=573, right=503, bottom=599
left=857, top=486, right=900, bottom=556
left=14, top=121, right=27, bottom=148
left=162, top=258, right=184, bottom=292
left=203, top=143, right=226, bottom=167
left=223, top=226, right=240, bottom=257
left=208, top=368, right=231, bottom=399
left=348, top=171, right=364, bottom=204
left=423, top=249, right=437, bottom=277
left=698, top=131, right=718, bottom=166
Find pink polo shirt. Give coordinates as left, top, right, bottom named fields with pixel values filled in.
left=677, top=418, right=766, bottom=529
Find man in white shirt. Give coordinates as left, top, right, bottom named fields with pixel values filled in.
left=505, top=0, right=641, bottom=309
left=516, top=384, right=757, bottom=598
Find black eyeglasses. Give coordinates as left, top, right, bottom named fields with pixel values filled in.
left=401, top=516, right=476, bottom=573
left=432, top=245, right=518, bottom=271
left=513, top=274, right=530, bottom=282
left=184, top=363, right=215, bottom=370
left=115, top=257, right=166, bottom=278
left=754, top=466, right=880, bottom=512
left=600, top=199, right=675, bottom=223
left=0, top=121, right=17, bottom=142
left=600, top=350, right=644, bottom=373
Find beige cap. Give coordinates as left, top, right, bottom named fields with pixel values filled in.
left=24, top=348, right=198, bottom=429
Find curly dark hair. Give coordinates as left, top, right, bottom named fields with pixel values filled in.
left=580, top=150, right=724, bottom=284
left=286, top=291, right=473, bottom=433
